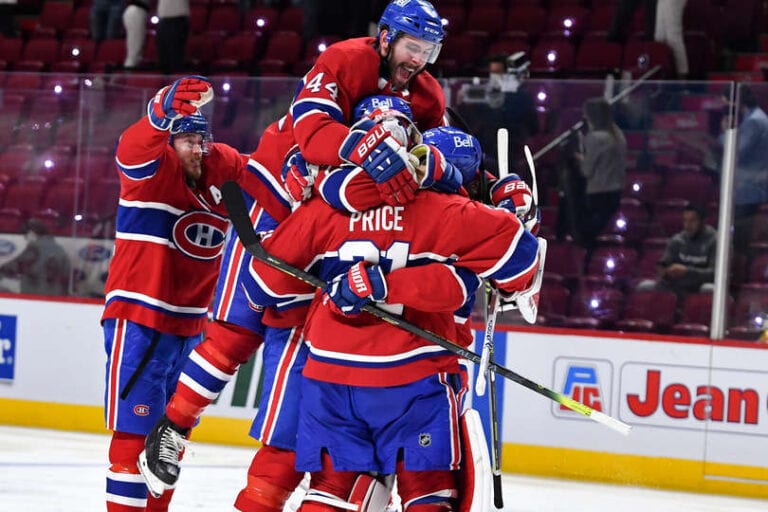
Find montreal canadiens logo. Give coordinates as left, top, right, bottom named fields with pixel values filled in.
left=134, top=404, right=150, bottom=416
left=172, top=211, right=229, bottom=260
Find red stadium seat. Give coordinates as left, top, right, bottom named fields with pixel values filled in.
left=569, top=288, right=625, bottom=326
left=0, top=37, right=23, bottom=67
left=44, top=177, right=86, bottom=217
left=544, top=5, right=589, bottom=40
left=207, top=4, right=242, bottom=34
left=261, top=31, right=302, bottom=65
left=586, top=246, right=639, bottom=286
left=245, top=7, right=280, bottom=33
left=620, top=289, right=678, bottom=332
left=0, top=207, right=24, bottom=233
left=0, top=143, right=35, bottom=181
left=465, top=6, right=507, bottom=35
left=277, top=6, right=303, bottom=33
left=87, top=178, right=120, bottom=218
left=538, top=281, right=571, bottom=324
left=732, top=282, right=768, bottom=329
left=678, top=292, right=733, bottom=326
left=658, top=170, right=716, bottom=205
left=530, top=39, right=575, bottom=76
left=189, top=5, right=209, bottom=34
left=39, top=1, right=74, bottom=34
left=3, top=175, right=49, bottom=215
left=623, top=171, right=662, bottom=206
left=545, top=240, right=587, bottom=281
left=600, top=197, right=651, bottom=245
left=303, top=35, right=343, bottom=60
left=574, top=40, right=622, bottom=77
left=505, top=5, right=547, bottom=42
left=623, top=40, right=675, bottom=78
left=93, top=39, right=127, bottom=68
left=748, top=253, right=768, bottom=283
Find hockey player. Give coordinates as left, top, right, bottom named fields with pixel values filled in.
left=242, top=161, right=542, bottom=511
left=245, top=0, right=448, bottom=223
left=101, top=75, right=267, bottom=512
left=138, top=95, right=449, bottom=512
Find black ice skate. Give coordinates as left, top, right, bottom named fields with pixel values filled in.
left=138, top=415, right=189, bottom=498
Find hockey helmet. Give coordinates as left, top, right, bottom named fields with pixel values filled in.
left=170, top=111, right=213, bottom=153
left=379, top=0, right=444, bottom=63
left=353, top=94, right=421, bottom=148
left=353, top=94, right=413, bottom=122
left=422, top=126, right=482, bottom=184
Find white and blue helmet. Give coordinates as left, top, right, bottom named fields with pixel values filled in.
left=379, top=0, right=444, bottom=63
left=422, top=126, right=482, bottom=184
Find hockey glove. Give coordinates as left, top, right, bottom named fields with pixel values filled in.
left=489, top=174, right=540, bottom=235
left=148, top=75, right=213, bottom=131
left=281, top=149, right=315, bottom=203
left=339, top=118, right=415, bottom=182
left=410, top=143, right=463, bottom=193
left=325, top=261, right=388, bottom=315
left=489, top=174, right=533, bottom=217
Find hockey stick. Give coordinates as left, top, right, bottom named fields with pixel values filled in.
left=221, top=181, right=631, bottom=435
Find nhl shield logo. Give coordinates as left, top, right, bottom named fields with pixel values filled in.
left=418, top=433, right=431, bottom=447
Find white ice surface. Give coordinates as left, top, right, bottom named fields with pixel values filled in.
left=0, top=425, right=766, bottom=511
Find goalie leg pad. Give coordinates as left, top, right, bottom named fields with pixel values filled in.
left=234, top=445, right=304, bottom=512
left=397, top=463, right=457, bottom=512
left=299, top=452, right=360, bottom=511
left=457, top=409, right=493, bottom=512
left=348, top=473, right=394, bottom=512
left=514, top=237, right=547, bottom=324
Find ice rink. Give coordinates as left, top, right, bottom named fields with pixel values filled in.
left=1, top=425, right=766, bottom=511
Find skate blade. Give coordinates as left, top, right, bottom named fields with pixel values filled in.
left=138, top=449, right=174, bottom=498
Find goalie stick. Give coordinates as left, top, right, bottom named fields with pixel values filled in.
left=221, top=181, right=631, bottom=435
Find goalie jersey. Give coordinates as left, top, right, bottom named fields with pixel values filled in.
left=244, top=191, right=540, bottom=387
left=102, top=116, right=258, bottom=336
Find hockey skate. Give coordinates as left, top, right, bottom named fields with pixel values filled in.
left=138, top=415, right=189, bottom=498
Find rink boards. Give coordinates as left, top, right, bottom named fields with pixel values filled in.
left=0, top=296, right=767, bottom=500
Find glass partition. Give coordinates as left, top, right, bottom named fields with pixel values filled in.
left=0, top=72, right=760, bottom=342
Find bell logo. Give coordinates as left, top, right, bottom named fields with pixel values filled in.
left=552, top=358, right=613, bottom=419
left=453, top=136, right=473, bottom=148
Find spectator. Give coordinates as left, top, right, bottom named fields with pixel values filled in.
left=718, top=85, right=768, bottom=252
left=123, top=0, right=151, bottom=70
left=156, top=0, right=190, bottom=75
left=457, top=52, right=539, bottom=176
left=0, top=218, right=71, bottom=296
left=90, top=0, right=123, bottom=42
left=654, top=0, right=688, bottom=79
left=607, top=0, right=657, bottom=43
left=566, top=97, right=627, bottom=249
left=637, top=202, right=716, bottom=298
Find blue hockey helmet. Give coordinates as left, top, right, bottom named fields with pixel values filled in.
left=379, top=0, right=444, bottom=63
left=170, top=111, right=213, bottom=153
left=352, top=94, right=421, bottom=148
left=422, top=126, right=482, bottom=184
left=352, top=94, right=413, bottom=122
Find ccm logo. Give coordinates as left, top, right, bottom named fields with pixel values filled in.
left=133, top=405, right=150, bottom=416
left=356, top=125, right=388, bottom=158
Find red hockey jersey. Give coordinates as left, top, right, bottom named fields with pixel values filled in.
left=246, top=192, right=539, bottom=387
left=102, top=116, right=258, bottom=336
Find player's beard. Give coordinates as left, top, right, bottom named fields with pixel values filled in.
left=183, top=158, right=203, bottom=184
left=391, top=62, right=421, bottom=91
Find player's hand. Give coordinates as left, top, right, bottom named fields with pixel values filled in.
left=489, top=174, right=533, bottom=216
left=410, top=143, right=463, bottom=193
left=147, top=75, right=213, bottom=130
left=339, top=118, right=414, bottom=183
left=490, top=174, right=539, bottom=235
left=281, top=149, right=315, bottom=203
left=375, top=169, right=419, bottom=205
left=325, top=261, right=387, bottom=315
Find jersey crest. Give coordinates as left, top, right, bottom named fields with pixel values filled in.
left=172, top=211, right=230, bottom=260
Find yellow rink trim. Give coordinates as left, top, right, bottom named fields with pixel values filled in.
left=2, top=398, right=767, bottom=500
left=503, top=443, right=768, bottom=500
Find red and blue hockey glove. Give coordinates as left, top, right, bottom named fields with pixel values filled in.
left=410, top=143, right=463, bottom=193
left=490, top=174, right=539, bottom=235
left=281, top=149, right=315, bottom=203
left=147, top=75, right=213, bottom=131
left=325, top=261, right=388, bottom=315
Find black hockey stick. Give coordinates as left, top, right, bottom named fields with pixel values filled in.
left=221, top=181, right=631, bottom=435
